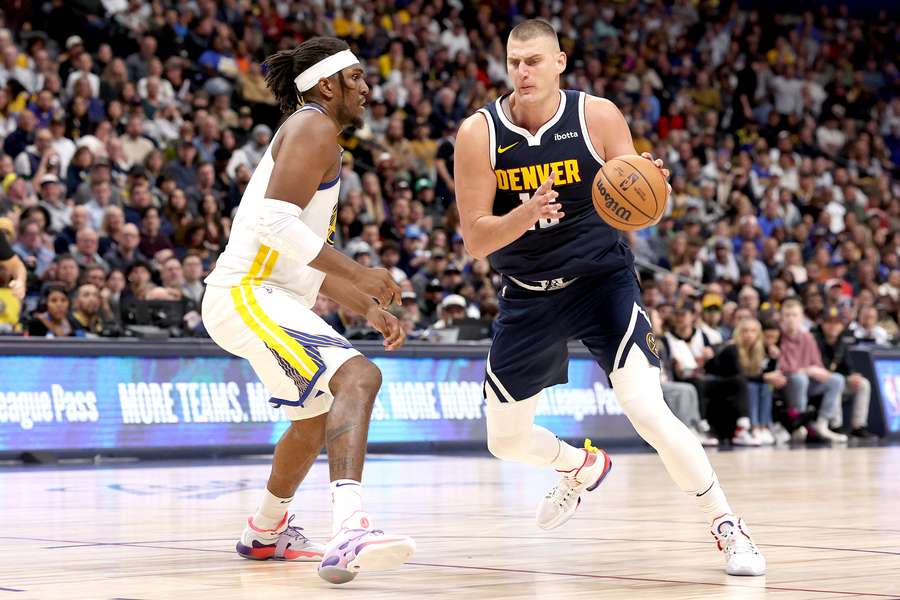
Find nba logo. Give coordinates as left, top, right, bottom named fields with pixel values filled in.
left=619, top=172, right=640, bottom=192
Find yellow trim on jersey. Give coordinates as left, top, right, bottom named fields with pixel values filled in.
left=230, top=245, right=321, bottom=380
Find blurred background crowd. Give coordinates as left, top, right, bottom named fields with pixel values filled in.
left=0, top=1, right=897, bottom=441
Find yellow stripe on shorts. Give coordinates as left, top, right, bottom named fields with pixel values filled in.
left=230, top=245, right=323, bottom=381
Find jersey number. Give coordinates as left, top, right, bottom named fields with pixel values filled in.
left=520, top=193, right=560, bottom=230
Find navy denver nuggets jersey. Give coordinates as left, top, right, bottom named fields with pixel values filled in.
left=479, top=89, right=634, bottom=280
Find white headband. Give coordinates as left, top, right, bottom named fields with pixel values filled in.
left=294, top=50, right=361, bottom=93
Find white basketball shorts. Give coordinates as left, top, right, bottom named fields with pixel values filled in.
left=202, top=283, right=361, bottom=420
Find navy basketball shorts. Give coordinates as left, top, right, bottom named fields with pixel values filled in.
left=485, top=267, right=661, bottom=402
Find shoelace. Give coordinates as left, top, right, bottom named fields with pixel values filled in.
left=545, top=477, right=579, bottom=508
left=283, top=514, right=312, bottom=544
left=721, top=527, right=759, bottom=557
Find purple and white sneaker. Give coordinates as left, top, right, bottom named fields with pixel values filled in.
left=236, top=513, right=324, bottom=561
left=317, top=512, right=416, bottom=584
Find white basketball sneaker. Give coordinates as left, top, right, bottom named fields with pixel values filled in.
left=710, top=514, right=766, bottom=576
left=318, top=511, right=416, bottom=585
left=236, top=513, right=324, bottom=561
left=536, top=439, right=612, bottom=530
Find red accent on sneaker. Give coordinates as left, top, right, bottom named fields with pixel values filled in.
left=247, top=512, right=288, bottom=533
left=556, top=449, right=596, bottom=478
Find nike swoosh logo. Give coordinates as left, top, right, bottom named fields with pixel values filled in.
left=335, top=482, right=360, bottom=487
left=497, top=142, right=519, bottom=154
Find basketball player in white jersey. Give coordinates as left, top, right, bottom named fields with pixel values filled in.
left=454, top=20, right=766, bottom=576
left=203, top=37, right=415, bottom=584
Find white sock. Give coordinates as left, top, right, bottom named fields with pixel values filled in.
left=550, top=438, right=588, bottom=473
left=251, top=488, right=292, bottom=532
left=331, top=479, right=363, bottom=534
left=694, top=473, right=733, bottom=523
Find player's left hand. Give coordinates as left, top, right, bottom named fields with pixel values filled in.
left=366, top=305, right=406, bottom=351
left=641, top=152, right=672, bottom=196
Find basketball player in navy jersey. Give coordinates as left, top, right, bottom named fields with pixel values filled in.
left=454, top=19, right=765, bottom=576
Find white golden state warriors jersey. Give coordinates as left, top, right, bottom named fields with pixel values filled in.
left=205, top=105, right=339, bottom=307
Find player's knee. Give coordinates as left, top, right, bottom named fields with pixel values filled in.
left=486, top=430, right=530, bottom=461
left=609, top=349, right=677, bottom=439
left=331, top=356, right=382, bottom=399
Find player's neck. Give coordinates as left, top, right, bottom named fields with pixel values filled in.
left=507, top=90, right=561, bottom=135
left=304, top=100, right=343, bottom=131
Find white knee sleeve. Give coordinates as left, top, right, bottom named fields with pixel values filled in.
left=609, top=349, right=713, bottom=493
left=484, top=387, right=559, bottom=466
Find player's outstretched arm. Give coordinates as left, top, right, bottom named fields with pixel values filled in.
left=454, top=113, right=563, bottom=261
left=260, top=114, right=399, bottom=306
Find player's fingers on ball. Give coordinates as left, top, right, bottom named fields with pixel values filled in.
left=662, top=168, right=671, bottom=178
left=654, top=158, right=664, bottom=168
left=641, top=152, right=653, bottom=160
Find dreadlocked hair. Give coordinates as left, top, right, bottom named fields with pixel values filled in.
left=263, top=37, right=351, bottom=115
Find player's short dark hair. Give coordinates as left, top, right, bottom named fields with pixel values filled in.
left=264, top=37, right=351, bottom=114
left=509, top=19, right=558, bottom=45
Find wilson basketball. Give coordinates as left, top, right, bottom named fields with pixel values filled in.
left=592, top=155, right=667, bottom=231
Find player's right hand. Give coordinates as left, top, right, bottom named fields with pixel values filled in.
left=355, top=266, right=401, bottom=306
left=524, top=171, right=564, bottom=224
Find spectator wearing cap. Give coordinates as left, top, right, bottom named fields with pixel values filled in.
left=230, top=106, right=255, bottom=147
left=37, top=173, right=71, bottom=234
left=410, top=247, right=449, bottom=298
left=813, top=307, right=877, bottom=438
left=778, top=298, right=847, bottom=443
left=433, top=294, right=468, bottom=330
left=399, top=224, right=429, bottom=277
left=225, top=124, right=271, bottom=179
left=699, top=293, right=726, bottom=345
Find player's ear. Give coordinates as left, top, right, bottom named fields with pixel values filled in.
left=556, top=51, right=566, bottom=75
left=317, top=76, right=337, bottom=101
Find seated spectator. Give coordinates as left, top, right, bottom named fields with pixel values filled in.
left=13, top=218, right=55, bottom=278
left=813, top=307, right=877, bottom=438
left=104, top=223, right=147, bottom=272
left=778, top=298, right=847, bottom=443
left=72, top=227, right=109, bottom=270
left=848, top=306, right=892, bottom=346
left=138, top=206, right=174, bottom=257
left=698, top=293, right=726, bottom=345
left=26, top=283, right=84, bottom=337
left=70, top=283, right=114, bottom=336
left=650, top=308, right=717, bottom=446
left=181, top=254, right=206, bottom=304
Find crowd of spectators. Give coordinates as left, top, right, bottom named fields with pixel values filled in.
left=0, top=2, right=897, bottom=438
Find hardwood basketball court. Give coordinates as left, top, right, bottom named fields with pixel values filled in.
left=1, top=445, right=898, bottom=599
